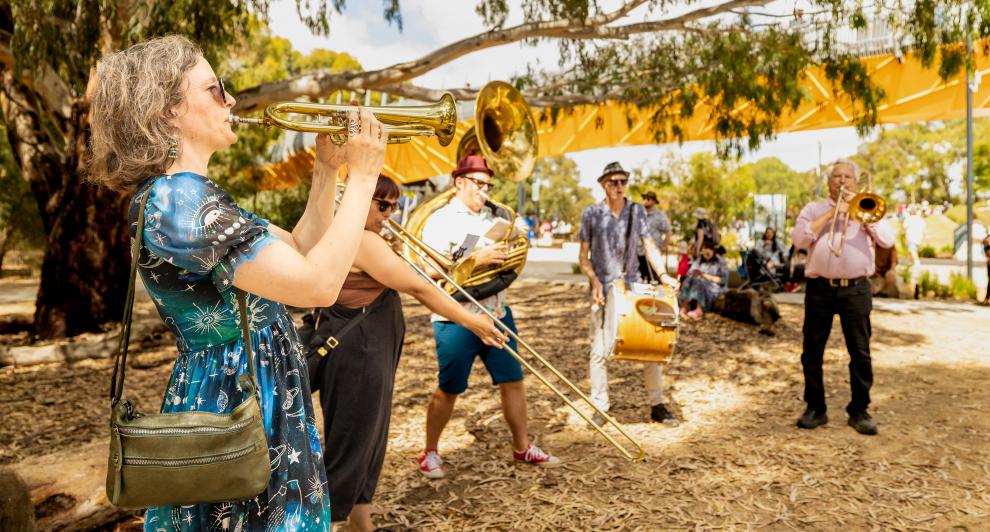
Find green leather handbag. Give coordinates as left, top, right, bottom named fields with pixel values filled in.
left=106, top=179, right=271, bottom=509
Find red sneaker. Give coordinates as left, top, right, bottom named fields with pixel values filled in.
left=513, top=444, right=561, bottom=467
left=418, top=450, right=445, bottom=479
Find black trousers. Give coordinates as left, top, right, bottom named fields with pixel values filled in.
left=311, top=290, right=405, bottom=522
left=800, top=278, right=873, bottom=415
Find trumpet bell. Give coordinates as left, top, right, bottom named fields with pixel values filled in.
left=849, top=192, right=886, bottom=225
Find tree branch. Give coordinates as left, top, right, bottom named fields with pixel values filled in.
left=376, top=78, right=674, bottom=109
left=0, top=40, right=73, bottom=119
left=233, top=0, right=772, bottom=111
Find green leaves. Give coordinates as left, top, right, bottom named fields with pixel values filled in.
left=489, top=156, right=594, bottom=226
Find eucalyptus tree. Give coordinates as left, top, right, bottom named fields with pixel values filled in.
left=1, top=0, right=987, bottom=338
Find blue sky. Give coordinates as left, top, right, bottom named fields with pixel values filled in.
left=267, top=0, right=868, bottom=198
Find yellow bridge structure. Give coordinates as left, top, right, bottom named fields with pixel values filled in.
left=262, top=46, right=990, bottom=186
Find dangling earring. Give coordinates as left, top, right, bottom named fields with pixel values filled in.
left=166, top=136, right=179, bottom=160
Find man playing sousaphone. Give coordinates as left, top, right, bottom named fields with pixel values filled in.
left=578, top=162, right=680, bottom=426
left=417, top=154, right=561, bottom=478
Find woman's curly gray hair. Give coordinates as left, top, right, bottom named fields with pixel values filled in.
left=88, top=35, right=202, bottom=193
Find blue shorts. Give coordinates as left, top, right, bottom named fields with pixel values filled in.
left=432, top=307, right=523, bottom=394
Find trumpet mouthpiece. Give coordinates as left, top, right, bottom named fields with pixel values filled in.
left=228, top=114, right=263, bottom=126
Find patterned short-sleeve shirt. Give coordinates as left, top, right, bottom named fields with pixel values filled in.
left=579, top=200, right=648, bottom=287
left=636, top=207, right=672, bottom=256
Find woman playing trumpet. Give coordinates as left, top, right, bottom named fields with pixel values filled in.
left=88, top=35, right=387, bottom=529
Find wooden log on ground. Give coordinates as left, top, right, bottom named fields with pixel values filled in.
left=0, top=468, right=35, bottom=531
left=9, top=441, right=134, bottom=531
left=0, top=321, right=172, bottom=368
left=713, top=288, right=781, bottom=335
left=0, top=314, right=32, bottom=335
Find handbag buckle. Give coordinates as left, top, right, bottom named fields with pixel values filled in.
left=325, top=337, right=339, bottom=349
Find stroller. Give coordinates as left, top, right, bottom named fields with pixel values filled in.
left=739, top=246, right=785, bottom=292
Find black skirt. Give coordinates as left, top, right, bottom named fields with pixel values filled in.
left=310, top=289, right=405, bottom=522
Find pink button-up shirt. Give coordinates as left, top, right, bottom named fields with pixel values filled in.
left=791, top=198, right=896, bottom=279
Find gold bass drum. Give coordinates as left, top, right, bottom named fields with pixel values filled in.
left=603, top=281, right=679, bottom=364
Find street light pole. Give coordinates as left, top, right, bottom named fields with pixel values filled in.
left=966, top=28, right=975, bottom=280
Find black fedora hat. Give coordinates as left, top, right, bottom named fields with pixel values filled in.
left=597, top=161, right=630, bottom=183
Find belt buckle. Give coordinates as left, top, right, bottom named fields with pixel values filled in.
left=828, top=278, right=850, bottom=287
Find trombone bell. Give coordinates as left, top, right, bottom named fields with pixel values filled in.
left=826, top=187, right=888, bottom=257
left=848, top=192, right=886, bottom=225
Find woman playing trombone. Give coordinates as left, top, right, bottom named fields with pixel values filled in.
left=304, top=174, right=507, bottom=532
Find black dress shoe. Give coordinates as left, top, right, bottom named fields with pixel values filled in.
left=796, top=408, right=828, bottom=429
left=847, top=411, right=878, bottom=435
left=650, top=403, right=680, bottom=426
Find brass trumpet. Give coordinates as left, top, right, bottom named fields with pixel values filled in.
left=826, top=175, right=887, bottom=257
left=229, top=93, right=457, bottom=146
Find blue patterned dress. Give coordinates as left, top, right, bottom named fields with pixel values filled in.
left=678, top=255, right=729, bottom=311
left=129, top=172, right=332, bottom=531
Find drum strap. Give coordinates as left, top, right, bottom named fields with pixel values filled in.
left=594, top=201, right=636, bottom=332
left=620, top=201, right=635, bottom=291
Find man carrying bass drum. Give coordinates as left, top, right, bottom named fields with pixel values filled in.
left=578, top=161, right=680, bottom=427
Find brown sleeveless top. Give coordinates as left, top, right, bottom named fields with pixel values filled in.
left=336, top=270, right=387, bottom=308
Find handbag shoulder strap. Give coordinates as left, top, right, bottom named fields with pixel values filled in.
left=110, top=177, right=259, bottom=404
left=310, top=289, right=390, bottom=355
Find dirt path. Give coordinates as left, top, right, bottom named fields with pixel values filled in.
left=1, top=279, right=988, bottom=530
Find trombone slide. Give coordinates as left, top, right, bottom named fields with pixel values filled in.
left=383, top=219, right=647, bottom=462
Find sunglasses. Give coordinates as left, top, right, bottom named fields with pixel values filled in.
left=208, top=78, right=227, bottom=105
left=374, top=198, right=398, bottom=213
left=461, top=176, right=493, bottom=191
left=606, top=179, right=628, bottom=187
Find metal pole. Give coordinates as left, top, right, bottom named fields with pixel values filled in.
left=966, top=31, right=975, bottom=280
left=817, top=141, right=823, bottom=192
left=517, top=182, right=526, bottom=216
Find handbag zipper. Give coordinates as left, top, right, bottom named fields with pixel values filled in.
left=123, top=442, right=258, bottom=467
left=117, top=418, right=254, bottom=437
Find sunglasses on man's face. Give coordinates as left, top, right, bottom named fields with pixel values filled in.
left=208, top=78, right=227, bottom=105
left=374, top=198, right=398, bottom=213
left=462, top=176, right=493, bottom=191
left=606, top=179, right=628, bottom=187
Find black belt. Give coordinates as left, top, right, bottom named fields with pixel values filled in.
left=811, top=276, right=867, bottom=288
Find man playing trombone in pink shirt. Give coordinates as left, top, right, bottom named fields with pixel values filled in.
left=790, top=159, right=895, bottom=436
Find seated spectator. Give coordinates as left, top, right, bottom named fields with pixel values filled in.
left=749, top=227, right=790, bottom=287
left=678, top=241, right=729, bottom=319
left=871, top=242, right=899, bottom=297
